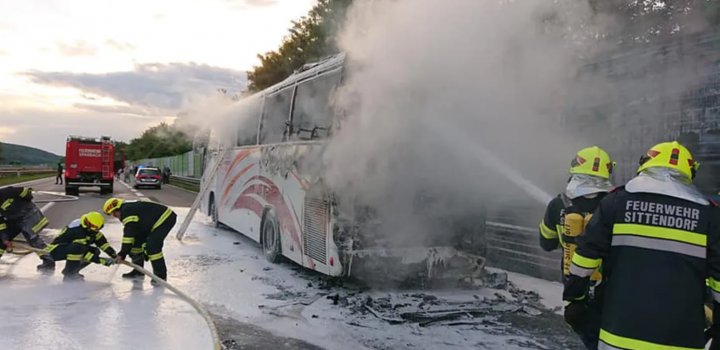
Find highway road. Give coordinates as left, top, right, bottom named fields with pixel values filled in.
left=7, top=176, right=325, bottom=350
left=28, top=177, right=197, bottom=230
left=4, top=177, right=581, bottom=350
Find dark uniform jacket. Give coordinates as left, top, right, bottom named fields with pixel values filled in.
left=564, top=187, right=720, bottom=349
left=118, top=201, right=174, bottom=257
left=540, top=193, right=606, bottom=277
left=49, top=220, right=117, bottom=261
left=0, top=186, right=33, bottom=220
left=0, top=216, right=7, bottom=247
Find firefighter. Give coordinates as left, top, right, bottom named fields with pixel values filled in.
left=539, top=146, right=614, bottom=349
left=47, top=211, right=116, bottom=281
left=564, top=141, right=720, bottom=350
left=103, top=198, right=176, bottom=283
left=55, top=162, right=63, bottom=185
left=0, top=186, right=54, bottom=270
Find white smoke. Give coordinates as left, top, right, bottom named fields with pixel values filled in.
left=321, top=0, right=612, bottom=246
left=175, top=93, right=261, bottom=150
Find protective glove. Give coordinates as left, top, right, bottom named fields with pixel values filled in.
left=564, top=301, right=588, bottom=329
left=3, top=240, right=13, bottom=253
left=24, top=187, right=34, bottom=200
left=99, top=257, right=114, bottom=266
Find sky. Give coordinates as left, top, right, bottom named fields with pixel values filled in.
left=0, top=0, right=317, bottom=155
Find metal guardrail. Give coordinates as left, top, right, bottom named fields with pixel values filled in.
left=0, top=169, right=55, bottom=177
left=170, top=175, right=200, bottom=191
left=484, top=221, right=561, bottom=282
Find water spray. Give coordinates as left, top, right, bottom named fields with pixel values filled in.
left=422, top=119, right=553, bottom=205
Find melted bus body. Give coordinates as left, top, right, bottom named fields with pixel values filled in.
left=202, top=54, right=486, bottom=281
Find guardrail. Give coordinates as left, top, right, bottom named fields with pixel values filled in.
left=0, top=169, right=56, bottom=186
left=169, top=175, right=200, bottom=192
left=0, top=169, right=55, bottom=177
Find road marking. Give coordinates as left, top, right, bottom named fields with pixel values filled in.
left=40, top=202, right=55, bottom=214
left=122, top=180, right=149, bottom=199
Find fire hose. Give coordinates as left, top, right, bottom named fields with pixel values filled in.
left=11, top=242, right=222, bottom=350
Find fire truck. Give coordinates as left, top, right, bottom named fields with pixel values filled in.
left=64, top=136, right=114, bottom=195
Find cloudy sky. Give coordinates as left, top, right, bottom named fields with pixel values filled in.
left=0, top=0, right=316, bottom=154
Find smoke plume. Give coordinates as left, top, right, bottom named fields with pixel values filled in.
left=321, top=0, right=714, bottom=248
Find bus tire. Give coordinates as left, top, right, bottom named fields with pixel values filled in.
left=261, top=209, right=281, bottom=263
left=209, top=195, right=220, bottom=228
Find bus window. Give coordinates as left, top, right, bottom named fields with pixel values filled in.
left=237, top=96, right=262, bottom=147
left=290, top=68, right=342, bottom=140
left=259, top=87, right=294, bottom=144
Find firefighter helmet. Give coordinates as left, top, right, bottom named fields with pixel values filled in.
left=637, top=141, right=699, bottom=180
left=81, top=211, right=104, bottom=231
left=103, top=197, right=123, bottom=215
left=569, top=146, right=614, bottom=180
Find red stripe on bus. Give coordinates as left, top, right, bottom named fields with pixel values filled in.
left=232, top=176, right=303, bottom=252
left=223, top=149, right=253, bottom=180
left=222, top=163, right=255, bottom=204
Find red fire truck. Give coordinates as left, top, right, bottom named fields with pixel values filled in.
left=64, top=136, right=114, bottom=195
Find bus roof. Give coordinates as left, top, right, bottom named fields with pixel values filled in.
left=261, top=53, right=345, bottom=96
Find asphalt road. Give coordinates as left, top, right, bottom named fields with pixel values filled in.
left=21, top=176, right=324, bottom=350
left=27, top=177, right=197, bottom=229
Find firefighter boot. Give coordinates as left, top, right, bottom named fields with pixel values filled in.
left=122, top=254, right=145, bottom=279
left=149, top=257, right=167, bottom=287
left=62, top=261, right=84, bottom=282
left=36, top=255, right=56, bottom=272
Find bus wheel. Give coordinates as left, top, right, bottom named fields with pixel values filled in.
left=261, top=210, right=281, bottom=263
left=209, top=196, right=220, bottom=228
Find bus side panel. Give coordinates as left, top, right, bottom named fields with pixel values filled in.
left=219, top=147, right=262, bottom=243
left=286, top=144, right=333, bottom=275
left=278, top=144, right=312, bottom=270
left=256, top=144, right=305, bottom=266
left=264, top=143, right=343, bottom=276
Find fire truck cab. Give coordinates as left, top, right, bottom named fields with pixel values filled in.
left=64, top=136, right=114, bottom=196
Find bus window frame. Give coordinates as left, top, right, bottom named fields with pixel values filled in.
left=236, top=97, right=263, bottom=148
left=288, top=68, right=343, bottom=141
left=258, top=85, right=297, bottom=145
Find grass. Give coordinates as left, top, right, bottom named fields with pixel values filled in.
left=0, top=173, right=55, bottom=186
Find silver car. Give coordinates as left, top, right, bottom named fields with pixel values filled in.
left=133, top=167, right=162, bottom=189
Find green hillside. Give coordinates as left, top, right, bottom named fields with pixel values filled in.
left=0, top=142, right=62, bottom=166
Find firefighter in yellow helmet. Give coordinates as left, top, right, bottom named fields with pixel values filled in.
left=0, top=186, right=55, bottom=271
left=564, top=141, right=720, bottom=350
left=539, top=146, right=615, bottom=349
left=46, top=211, right=117, bottom=281
left=103, top=197, right=176, bottom=284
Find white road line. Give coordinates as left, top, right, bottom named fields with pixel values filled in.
left=40, top=202, right=55, bottom=214
left=121, top=181, right=149, bottom=199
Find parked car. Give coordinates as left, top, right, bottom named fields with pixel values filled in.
left=133, top=167, right=162, bottom=189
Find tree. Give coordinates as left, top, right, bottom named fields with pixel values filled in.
left=247, top=0, right=353, bottom=92
left=125, top=123, right=192, bottom=160
left=588, top=0, right=720, bottom=45
left=0, top=142, right=3, bottom=163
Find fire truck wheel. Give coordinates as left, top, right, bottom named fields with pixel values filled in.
left=65, top=185, right=78, bottom=196
left=261, top=209, right=282, bottom=263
